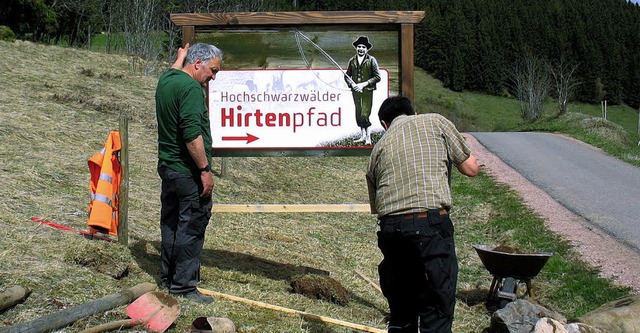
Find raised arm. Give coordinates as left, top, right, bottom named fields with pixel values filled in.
left=171, top=43, right=190, bottom=69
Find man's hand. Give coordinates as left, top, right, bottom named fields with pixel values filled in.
left=457, top=155, right=479, bottom=177
left=171, top=42, right=190, bottom=69
left=200, top=170, right=214, bottom=198
left=353, top=82, right=367, bottom=93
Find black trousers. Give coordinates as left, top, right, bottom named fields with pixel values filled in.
left=377, top=209, right=458, bottom=333
left=158, top=165, right=212, bottom=294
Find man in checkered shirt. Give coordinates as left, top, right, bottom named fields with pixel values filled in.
left=366, top=96, right=479, bottom=333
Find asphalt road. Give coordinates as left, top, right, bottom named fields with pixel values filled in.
left=470, top=132, right=640, bottom=253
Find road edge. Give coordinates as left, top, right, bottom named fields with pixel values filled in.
left=465, top=133, right=640, bottom=294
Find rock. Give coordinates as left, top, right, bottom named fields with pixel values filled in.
left=208, top=317, right=236, bottom=333
left=191, top=316, right=236, bottom=333
left=533, top=318, right=606, bottom=333
left=534, top=318, right=569, bottom=333
left=0, top=285, right=31, bottom=311
left=577, top=295, right=640, bottom=333
left=490, top=299, right=566, bottom=333
left=486, top=294, right=640, bottom=333
left=565, top=322, right=607, bottom=333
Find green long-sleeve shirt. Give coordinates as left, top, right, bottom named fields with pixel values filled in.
left=155, top=69, right=212, bottom=175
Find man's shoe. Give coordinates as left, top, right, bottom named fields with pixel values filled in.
left=173, top=290, right=214, bottom=304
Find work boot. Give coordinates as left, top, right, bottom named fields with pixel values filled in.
left=173, top=290, right=214, bottom=304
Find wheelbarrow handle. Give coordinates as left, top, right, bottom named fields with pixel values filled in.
left=79, top=318, right=144, bottom=333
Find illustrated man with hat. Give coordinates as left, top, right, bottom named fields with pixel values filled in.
left=345, top=35, right=381, bottom=145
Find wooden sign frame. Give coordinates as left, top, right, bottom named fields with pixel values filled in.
left=170, top=11, right=424, bottom=157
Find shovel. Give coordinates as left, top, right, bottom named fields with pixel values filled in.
left=79, top=291, right=180, bottom=333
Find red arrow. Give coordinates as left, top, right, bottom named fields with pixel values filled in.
left=221, top=133, right=259, bottom=144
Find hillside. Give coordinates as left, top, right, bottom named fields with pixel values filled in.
left=0, top=40, right=631, bottom=332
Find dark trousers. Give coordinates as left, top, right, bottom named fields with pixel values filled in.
left=377, top=210, right=458, bottom=333
left=352, top=89, right=373, bottom=129
left=158, top=165, right=212, bottom=294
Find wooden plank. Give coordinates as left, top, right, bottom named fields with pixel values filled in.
left=212, top=204, right=370, bottom=213
left=198, top=287, right=386, bottom=333
left=171, top=11, right=425, bottom=27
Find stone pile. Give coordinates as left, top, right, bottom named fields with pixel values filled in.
left=488, top=296, right=640, bottom=333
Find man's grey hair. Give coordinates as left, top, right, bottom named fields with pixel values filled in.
left=185, top=43, right=223, bottom=64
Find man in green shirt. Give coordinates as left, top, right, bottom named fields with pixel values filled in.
left=366, top=96, right=478, bottom=332
left=156, top=43, right=223, bottom=303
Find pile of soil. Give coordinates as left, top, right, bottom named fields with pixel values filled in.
left=290, top=274, right=350, bottom=305
left=493, top=245, right=522, bottom=254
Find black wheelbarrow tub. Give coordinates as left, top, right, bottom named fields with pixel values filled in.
left=473, top=244, right=553, bottom=280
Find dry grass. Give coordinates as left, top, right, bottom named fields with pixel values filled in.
left=0, top=40, right=389, bottom=332
left=0, top=40, right=630, bottom=333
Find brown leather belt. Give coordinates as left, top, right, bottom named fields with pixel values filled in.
left=399, top=209, right=448, bottom=219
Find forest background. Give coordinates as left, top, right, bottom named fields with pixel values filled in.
left=2, top=0, right=640, bottom=110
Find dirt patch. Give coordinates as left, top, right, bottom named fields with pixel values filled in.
left=465, top=133, right=640, bottom=294
left=290, top=274, right=350, bottom=305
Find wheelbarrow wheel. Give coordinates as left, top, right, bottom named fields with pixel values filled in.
left=497, top=277, right=517, bottom=308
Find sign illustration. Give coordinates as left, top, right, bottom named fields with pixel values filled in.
left=209, top=68, right=389, bottom=149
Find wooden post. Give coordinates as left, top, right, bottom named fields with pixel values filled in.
left=182, top=26, right=195, bottom=46
left=118, top=115, right=129, bottom=246
left=221, top=157, right=228, bottom=178
left=400, top=23, right=415, bottom=103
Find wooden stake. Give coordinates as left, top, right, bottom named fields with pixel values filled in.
left=198, top=288, right=385, bottom=333
left=118, top=114, right=129, bottom=246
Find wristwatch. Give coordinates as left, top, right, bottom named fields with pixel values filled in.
left=199, top=164, right=211, bottom=173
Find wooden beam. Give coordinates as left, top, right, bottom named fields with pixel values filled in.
left=400, top=23, right=415, bottom=103
left=171, top=11, right=425, bottom=27
left=182, top=25, right=195, bottom=45
left=212, top=204, right=370, bottom=213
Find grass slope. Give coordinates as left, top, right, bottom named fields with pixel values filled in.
left=0, top=40, right=632, bottom=332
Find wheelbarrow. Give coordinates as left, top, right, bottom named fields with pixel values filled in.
left=472, top=244, right=553, bottom=308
